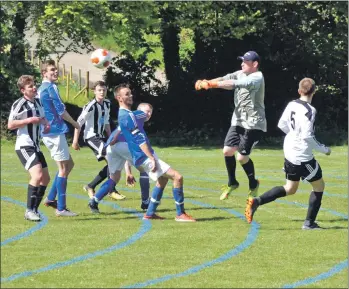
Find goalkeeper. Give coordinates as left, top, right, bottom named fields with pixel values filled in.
left=195, top=51, right=266, bottom=201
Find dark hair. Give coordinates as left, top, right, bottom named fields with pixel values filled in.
left=299, top=78, right=316, bottom=96
left=114, top=83, right=130, bottom=95
left=17, top=75, right=34, bottom=90
left=93, top=80, right=106, bottom=89
left=41, top=59, right=56, bottom=76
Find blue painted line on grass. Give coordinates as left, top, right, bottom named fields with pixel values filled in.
left=282, top=259, right=348, bottom=288
left=1, top=194, right=152, bottom=284
left=121, top=199, right=260, bottom=288
left=1, top=196, right=48, bottom=247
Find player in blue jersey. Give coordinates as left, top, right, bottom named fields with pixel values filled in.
left=114, top=83, right=196, bottom=222
left=87, top=103, right=152, bottom=213
left=38, top=60, right=79, bottom=217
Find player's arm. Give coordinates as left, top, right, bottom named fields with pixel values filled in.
left=7, top=104, right=41, bottom=130
left=104, top=104, right=111, bottom=136
left=195, top=72, right=240, bottom=91
left=49, top=85, right=80, bottom=130
left=301, top=114, right=331, bottom=155
left=72, top=106, right=94, bottom=150
left=124, top=161, right=136, bottom=187
left=277, top=106, right=291, bottom=134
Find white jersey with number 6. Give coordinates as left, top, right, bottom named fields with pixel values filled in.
left=277, top=99, right=329, bottom=165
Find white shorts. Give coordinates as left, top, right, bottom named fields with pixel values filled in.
left=42, top=134, right=70, bottom=161
left=139, top=154, right=170, bottom=181
left=106, top=142, right=132, bottom=174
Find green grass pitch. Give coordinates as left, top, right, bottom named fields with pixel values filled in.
left=1, top=140, right=347, bottom=288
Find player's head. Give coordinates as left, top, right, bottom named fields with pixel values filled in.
left=137, top=103, right=153, bottom=121
left=298, top=78, right=316, bottom=97
left=237, top=51, right=260, bottom=74
left=114, top=83, right=133, bottom=107
left=41, top=59, right=58, bottom=82
left=17, top=75, right=36, bottom=98
left=93, top=80, right=107, bottom=101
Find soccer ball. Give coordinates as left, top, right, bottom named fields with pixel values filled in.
left=90, top=49, right=112, bottom=69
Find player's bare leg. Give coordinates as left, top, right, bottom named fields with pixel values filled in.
left=220, top=146, right=239, bottom=200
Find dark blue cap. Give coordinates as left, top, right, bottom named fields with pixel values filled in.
left=237, top=51, right=260, bottom=62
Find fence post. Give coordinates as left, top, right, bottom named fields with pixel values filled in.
left=79, top=69, right=81, bottom=90
left=62, top=64, right=65, bottom=80
left=37, top=57, right=40, bottom=67
left=70, top=66, right=73, bottom=82
left=31, top=50, right=34, bottom=64
left=66, top=74, right=70, bottom=100
left=85, top=71, right=89, bottom=99
left=56, top=57, right=59, bottom=75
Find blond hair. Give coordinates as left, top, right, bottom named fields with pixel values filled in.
left=299, top=78, right=316, bottom=96
left=17, top=75, right=34, bottom=90
left=137, top=102, right=153, bottom=110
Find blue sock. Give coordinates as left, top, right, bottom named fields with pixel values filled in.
left=47, top=173, right=58, bottom=201
left=94, top=179, right=116, bottom=202
left=140, top=172, right=150, bottom=202
left=173, top=187, right=185, bottom=216
left=56, top=176, right=67, bottom=211
left=146, top=186, right=164, bottom=216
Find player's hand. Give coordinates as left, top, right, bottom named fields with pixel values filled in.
left=42, top=123, right=51, bottom=134
left=40, top=117, right=50, bottom=134
left=27, top=117, right=41, bottom=124
left=195, top=79, right=209, bottom=90
left=126, top=174, right=136, bottom=187
left=109, top=138, right=118, bottom=146
left=325, top=147, right=331, bottom=156
left=149, top=158, right=157, bottom=173
left=72, top=141, right=80, bottom=151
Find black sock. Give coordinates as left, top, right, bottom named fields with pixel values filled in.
left=27, top=184, right=39, bottom=211
left=242, top=159, right=258, bottom=189
left=34, top=185, right=47, bottom=213
left=225, top=156, right=238, bottom=186
left=257, top=186, right=287, bottom=205
left=88, top=165, right=108, bottom=189
left=305, top=191, right=323, bottom=225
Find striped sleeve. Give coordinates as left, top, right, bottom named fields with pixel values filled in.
left=77, top=101, right=95, bottom=126
left=8, top=98, right=26, bottom=120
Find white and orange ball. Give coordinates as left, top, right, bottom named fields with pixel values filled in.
left=90, top=49, right=112, bottom=69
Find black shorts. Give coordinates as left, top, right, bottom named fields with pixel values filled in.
left=16, top=146, right=48, bottom=171
left=224, top=126, right=263, bottom=155
left=85, top=136, right=107, bottom=161
left=284, top=158, right=323, bottom=182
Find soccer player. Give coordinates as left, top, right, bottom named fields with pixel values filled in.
left=38, top=60, right=79, bottom=217
left=87, top=102, right=153, bottom=213
left=8, top=75, right=51, bottom=221
left=72, top=80, right=126, bottom=201
left=195, top=51, right=266, bottom=201
left=115, top=84, right=196, bottom=222
left=245, top=78, right=331, bottom=230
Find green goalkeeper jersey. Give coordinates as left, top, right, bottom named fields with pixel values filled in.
left=223, top=70, right=267, bottom=132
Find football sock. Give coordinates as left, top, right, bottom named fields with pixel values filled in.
left=173, top=187, right=185, bottom=216
left=94, top=179, right=116, bottom=202
left=242, top=159, right=258, bottom=189
left=34, top=185, right=47, bottom=213
left=225, top=156, right=238, bottom=186
left=146, top=186, right=164, bottom=216
left=88, top=165, right=108, bottom=189
left=56, top=176, right=67, bottom=211
left=305, top=191, right=323, bottom=225
left=140, top=172, right=150, bottom=202
left=47, top=173, right=58, bottom=201
left=27, top=184, right=39, bottom=211
left=256, top=186, right=286, bottom=205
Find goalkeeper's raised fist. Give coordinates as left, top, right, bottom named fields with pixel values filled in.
left=195, top=79, right=218, bottom=90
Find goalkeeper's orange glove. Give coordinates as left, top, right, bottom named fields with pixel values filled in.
left=195, top=79, right=219, bottom=90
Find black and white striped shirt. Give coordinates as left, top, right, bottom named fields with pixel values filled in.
left=77, top=98, right=111, bottom=140
left=8, top=97, right=45, bottom=151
